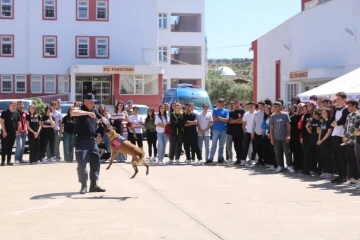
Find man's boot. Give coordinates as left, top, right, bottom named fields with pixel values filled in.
left=79, top=182, right=87, bottom=194
left=89, top=181, right=106, bottom=192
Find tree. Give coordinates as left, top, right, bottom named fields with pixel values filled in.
left=32, top=98, right=46, bottom=115
left=206, top=78, right=253, bottom=104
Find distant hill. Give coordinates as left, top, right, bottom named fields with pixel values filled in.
left=207, top=58, right=253, bottom=81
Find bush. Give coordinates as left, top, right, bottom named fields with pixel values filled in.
left=32, top=98, right=46, bottom=115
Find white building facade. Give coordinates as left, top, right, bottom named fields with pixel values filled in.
left=0, top=0, right=205, bottom=109
left=252, top=0, right=360, bottom=104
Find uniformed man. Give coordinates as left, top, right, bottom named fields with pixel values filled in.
left=72, top=93, right=106, bottom=194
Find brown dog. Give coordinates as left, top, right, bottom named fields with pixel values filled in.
left=101, top=121, right=149, bottom=179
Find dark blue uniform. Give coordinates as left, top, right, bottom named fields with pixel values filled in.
left=74, top=104, right=103, bottom=186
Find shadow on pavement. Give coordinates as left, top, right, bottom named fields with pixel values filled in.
left=30, top=192, right=138, bottom=201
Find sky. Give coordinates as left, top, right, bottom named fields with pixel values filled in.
left=205, top=0, right=300, bottom=59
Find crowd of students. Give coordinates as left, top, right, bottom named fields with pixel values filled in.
left=3, top=91, right=360, bottom=190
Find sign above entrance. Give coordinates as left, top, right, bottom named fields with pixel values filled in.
left=289, top=70, right=308, bottom=80
left=103, top=66, right=135, bottom=74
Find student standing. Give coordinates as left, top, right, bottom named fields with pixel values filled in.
left=61, top=107, right=75, bottom=162
left=304, top=109, right=322, bottom=175
left=243, top=101, right=256, bottom=162
left=290, top=104, right=304, bottom=171
left=0, top=101, right=20, bottom=166
left=269, top=102, right=292, bottom=173
left=230, top=100, right=246, bottom=166
left=252, top=101, right=265, bottom=165
left=144, top=108, right=157, bottom=162
left=169, top=103, right=185, bottom=165
left=47, top=101, right=62, bottom=161
left=40, top=106, right=56, bottom=164
left=183, top=103, right=201, bottom=164
left=128, top=106, right=144, bottom=148
left=26, top=105, right=42, bottom=164
left=15, top=100, right=28, bottom=164
left=262, top=106, right=276, bottom=170
left=197, top=104, right=213, bottom=163
left=317, top=108, right=333, bottom=179
left=155, top=104, right=169, bottom=165
left=111, top=101, right=128, bottom=162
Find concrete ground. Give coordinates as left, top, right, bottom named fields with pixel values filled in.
left=1, top=142, right=360, bottom=240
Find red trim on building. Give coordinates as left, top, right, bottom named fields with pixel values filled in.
left=275, top=60, right=281, bottom=100
left=301, top=0, right=312, bottom=11
left=0, top=0, right=14, bottom=19
left=43, top=35, right=58, bottom=58
left=0, top=34, right=15, bottom=57
left=251, top=40, right=258, bottom=102
left=75, top=36, right=109, bottom=59
left=76, top=0, right=109, bottom=22
left=42, top=0, right=57, bottom=20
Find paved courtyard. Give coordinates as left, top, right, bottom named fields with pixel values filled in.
left=1, top=142, right=360, bottom=240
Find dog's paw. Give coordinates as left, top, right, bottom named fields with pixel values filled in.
left=106, top=167, right=110, bottom=170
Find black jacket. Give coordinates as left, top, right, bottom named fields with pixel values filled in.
left=170, top=112, right=185, bottom=136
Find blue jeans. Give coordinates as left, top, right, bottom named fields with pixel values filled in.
left=15, top=132, right=26, bottom=161
left=102, top=133, right=111, bottom=153
left=209, top=130, right=227, bottom=161
left=157, top=132, right=168, bottom=162
left=63, top=132, right=74, bottom=162
left=198, top=136, right=210, bottom=160
left=47, top=130, right=61, bottom=159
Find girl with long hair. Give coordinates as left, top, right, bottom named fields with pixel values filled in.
left=317, top=108, right=333, bottom=179
left=155, top=104, right=169, bottom=165
left=128, top=106, right=144, bottom=148
left=61, top=107, right=75, bottom=162
left=111, top=101, right=128, bottom=162
left=40, top=106, right=56, bottom=164
left=26, top=105, right=42, bottom=164
left=145, top=108, right=157, bottom=162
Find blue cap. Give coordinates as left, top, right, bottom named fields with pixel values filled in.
left=127, top=100, right=133, bottom=104
left=83, top=93, right=97, bottom=102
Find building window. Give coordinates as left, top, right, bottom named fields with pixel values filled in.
left=96, top=1, right=107, bottom=20
left=77, top=37, right=89, bottom=57
left=120, top=74, right=158, bottom=95
left=15, top=75, right=26, bottom=93
left=77, top=0, right=88, bottom=19
left=43, top=0, right=56, bottom=19
left=158, top=13, right=167, bottom=29
left=287, top=83, right=299, bottom=105
left=163, top=78, right=168, bottom=92
left=1, top=75, right=12, bottom=93
left=58, top=75, right=69, bottom=93
left=44, top=75, right=56, bottom=93
left=0, top=35, right=13, bottom=57
left=159, top=47, right=168, bottom=62
left=1, top=0, right=13, bottom=18
left=43, top=36, right=57, bottom=58
left=96, top=37, right=108, bottom=57
left=31, top=75, right=42, bottom=93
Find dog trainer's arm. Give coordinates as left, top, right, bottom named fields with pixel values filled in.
left=72, top=109, right=95, bottom=117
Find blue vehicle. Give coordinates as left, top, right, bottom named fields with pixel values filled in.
left=162, top=84, right=213, bottom=114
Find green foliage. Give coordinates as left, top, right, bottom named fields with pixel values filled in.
left=208, top=58, right=253, bottom=81
left=32, top=98, right=46, bottom=115
left=206, top=78, right=253, bottom=104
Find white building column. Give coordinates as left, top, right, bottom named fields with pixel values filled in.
left=70, top=72, right=76, bottom=101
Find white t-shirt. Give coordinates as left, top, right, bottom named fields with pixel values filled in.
left=52, top=110, right=62, bottom=130
left=243, top=111, right=255, bottom=134
left=129, top=115, right=144, bottom=134
left=197, top=112, right=213, bottom=136
left=155, top=114, right=169, bottom=133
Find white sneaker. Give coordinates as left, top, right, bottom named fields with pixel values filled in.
left=185, top=159, right=191, bottom=165
left=50, top=157, right=55, bottom=163
left=176, top=159, right=180, bottom=165
left=288, top=166, right=295, bottom=173
left=198, top=160, right=204, bottom=165
left=157, top=161, right=163, bottom=165
left=325, top=173, right=334, bottom=180
left=42, top=158, right=47, bottom=164
left=267, top=165, right=276, bottom=171
left=152, top=157, right=157, bottom=162
left=310, top=171, right=318, bottom=176
left=15, top=160, right=19, bottom=164
left=167, top=160, right=173, bottom=165
left=274, top=166, right=283, bottom=173
left=356, top=182, right=360, bottom=189
left=320, top=173, right=327, bottom=179
left=240, top=160, right=246, bottom=166
left=226, top=159, right=233, bottom=164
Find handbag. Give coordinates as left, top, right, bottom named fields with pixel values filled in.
left=160, top=115, right=172, bottom=135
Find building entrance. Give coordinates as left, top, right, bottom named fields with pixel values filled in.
left=75, top=75, right=112, bottom=104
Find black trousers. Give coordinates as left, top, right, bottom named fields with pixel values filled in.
left=100, top=152, right=111, bottom=160
left=302, top=136, right=319, bottom=174
left=169, top=134, right=183, bottom=160
left=319, top=139, right=333, bottom=173
left=183, top=132, right=201, bottom=160
left=345, top=144, right=360, bottom=180
left=28, top=132, right=40, bottom=163
left=243, top=132, right=256, bottom=160
left=40, top=131, right=55, bottom=158
left=254, top=134, right=264, bottom=163
left=128, top=133, right=143, bottom=148
left=263, top=136, right=277, bottom=167
left=290, top=139, right=303, bottom=171
left=332, top=136, right=347, bottom=178
left=1, top=132, right=16, bottom=163
left=146, top=131, right=157, bottom=157
left=232, top=134, right=245, bottom=161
